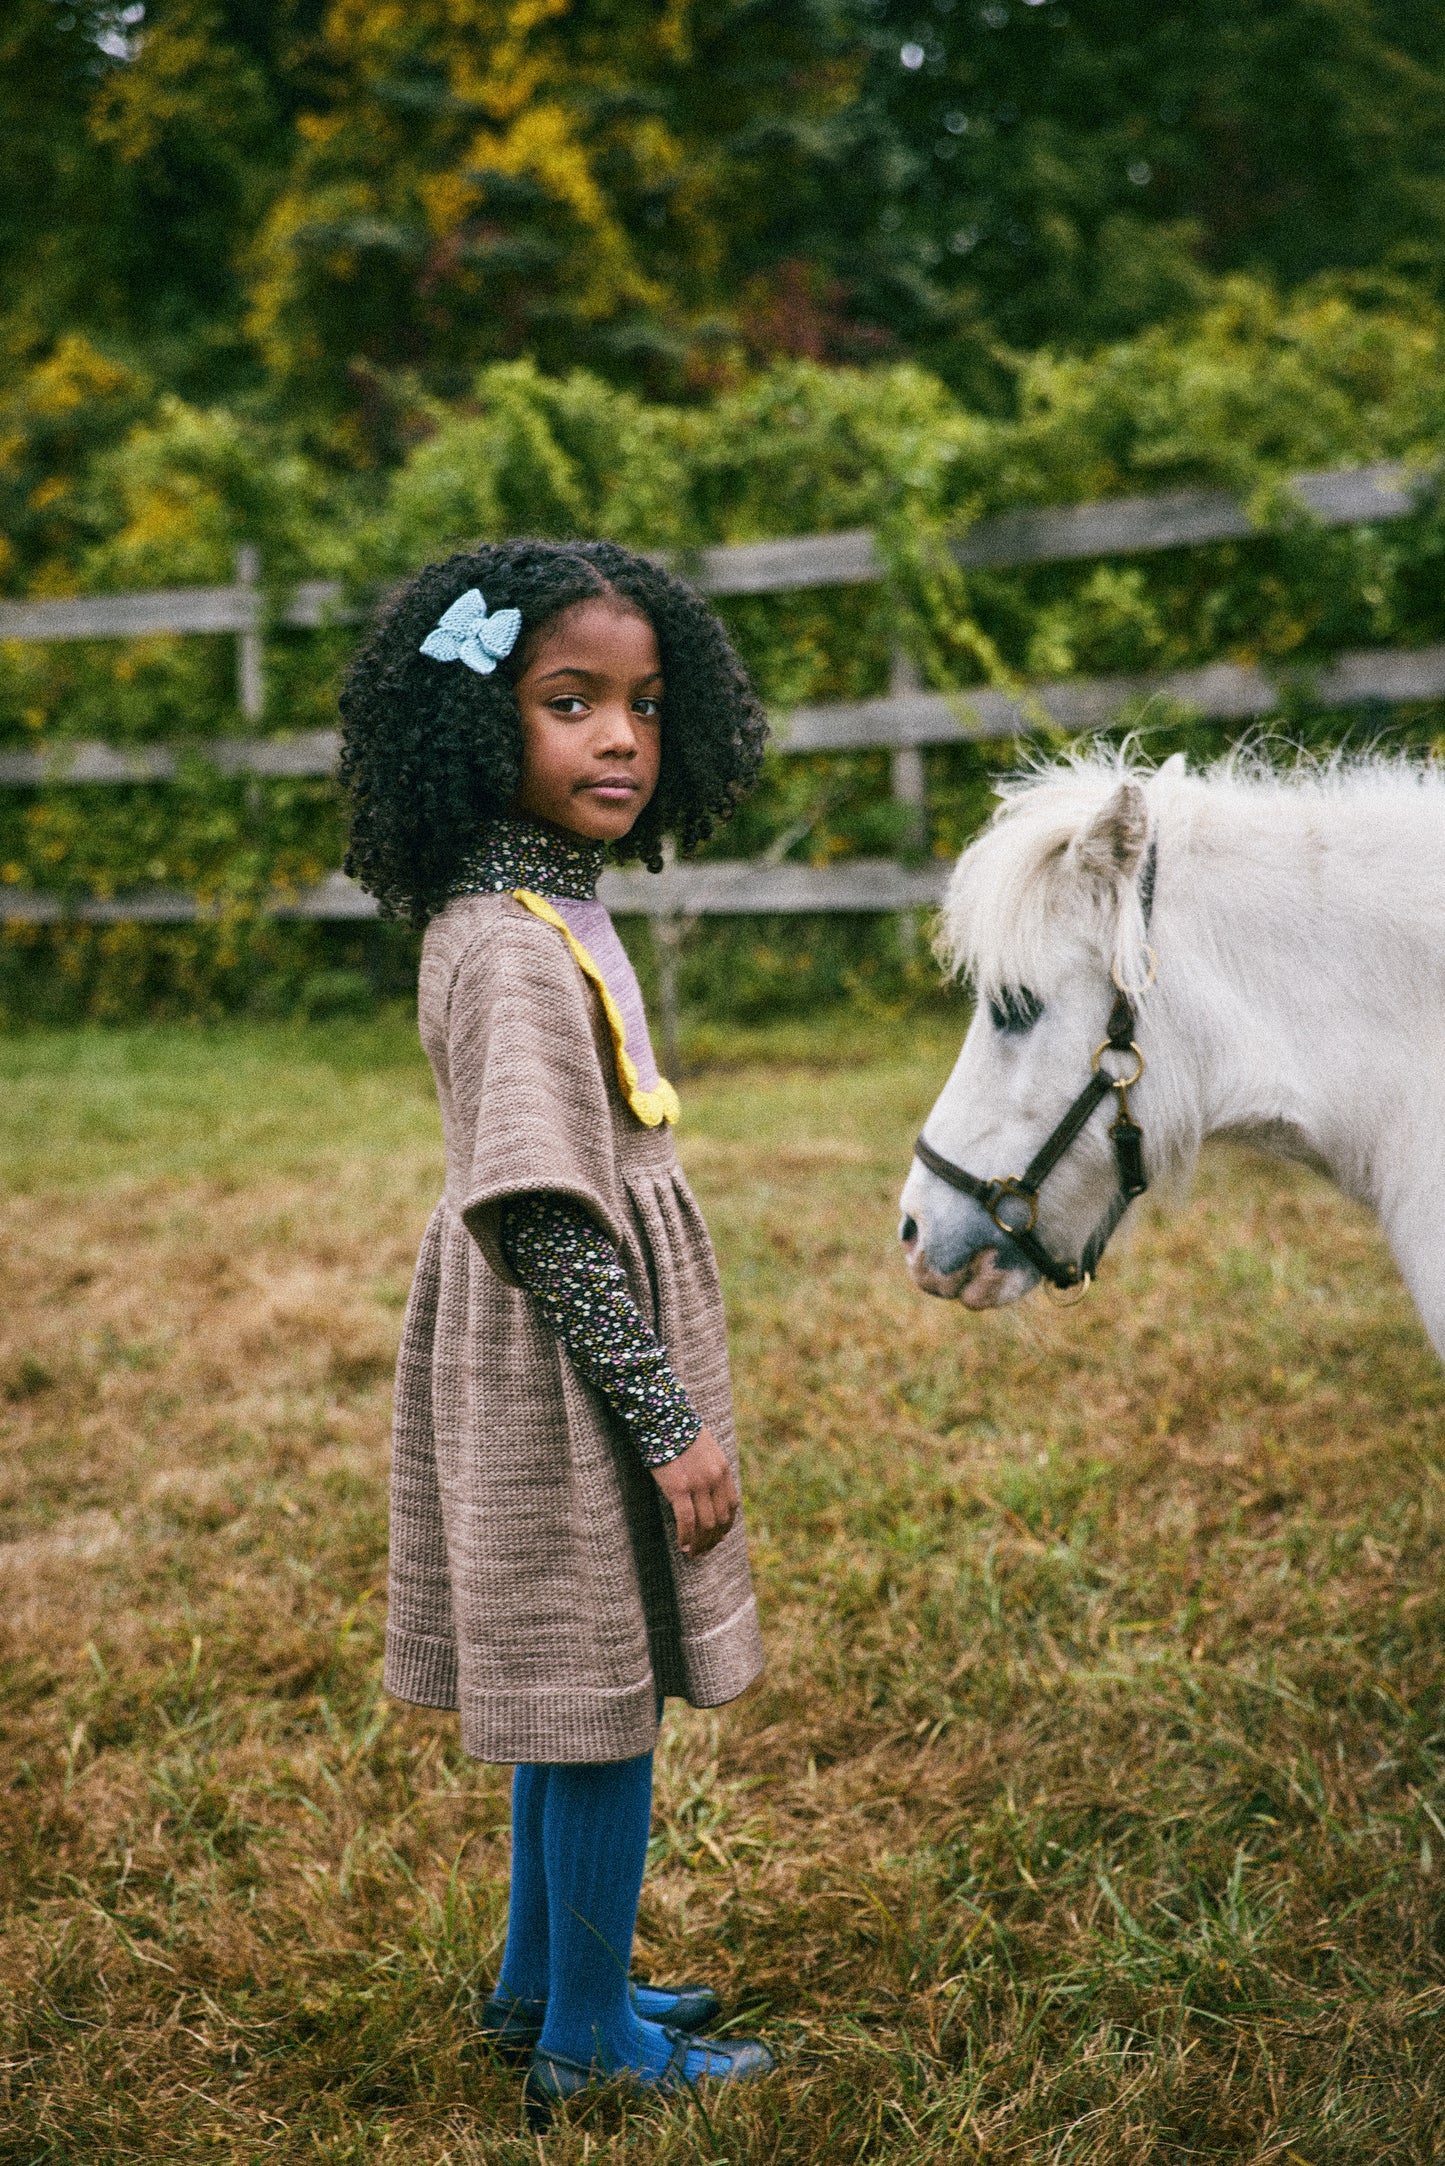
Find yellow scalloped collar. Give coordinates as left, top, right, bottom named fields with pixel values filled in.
left=512, top=889, right=680, bottom=1128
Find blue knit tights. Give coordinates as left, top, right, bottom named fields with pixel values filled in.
left=497, top=1753, right=655, bottom=2069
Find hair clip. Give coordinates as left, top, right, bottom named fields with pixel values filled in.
left=418, top=590, right=522, bottom=676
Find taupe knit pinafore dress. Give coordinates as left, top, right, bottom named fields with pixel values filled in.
left=382, top=891, right=765, bottom=1764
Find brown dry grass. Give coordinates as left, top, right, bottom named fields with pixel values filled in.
left=2, top=1012, right=1444, bottom=2163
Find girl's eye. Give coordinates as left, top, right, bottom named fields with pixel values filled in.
left=548, top=697, right=589, bottom=716
left=633, top=697, right=662, bottom=719
left=988, top=986, right=1044, bottom=1034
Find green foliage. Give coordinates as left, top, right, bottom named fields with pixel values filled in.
left=6, top=0, right=1445, bottom=450
left=374, top=354, right=981, bottom=566
left=86, top=395, right=333, bottom=589
left=374, top=363, right=696, bottom=566
left=0, top=336, right=153, bottom=591
left=860, top=0, right=1445, bottom=374
left=5, top=283, right=1445, bottom=1022
left=0, top=915, right=419, bottom=1028
left=242, top=0, right=894, bottom=425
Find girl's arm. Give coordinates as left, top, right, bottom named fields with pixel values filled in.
left=501, top=1193, right=738, bottom=1557
left=499, top=1192, right=702, bottom=1467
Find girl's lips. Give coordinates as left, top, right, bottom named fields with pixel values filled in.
left=580, top=780, right=639, bottom=802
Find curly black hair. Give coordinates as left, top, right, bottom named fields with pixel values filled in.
left=338, top=538, right=768, bottom=924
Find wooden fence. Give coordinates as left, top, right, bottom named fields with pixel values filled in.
left=2, top=455, right=1441, bottom=938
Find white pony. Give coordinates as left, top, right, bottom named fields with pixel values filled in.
left=900, top=751, right=1445, bottom=1357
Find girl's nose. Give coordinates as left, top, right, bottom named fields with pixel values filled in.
left=596, top=710, right=640, bottom=752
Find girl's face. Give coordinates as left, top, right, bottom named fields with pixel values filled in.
left=511, top=597, right=663, bottom=842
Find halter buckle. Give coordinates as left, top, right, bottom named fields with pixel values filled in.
left=988, top=1176, right=1039, bottom=1238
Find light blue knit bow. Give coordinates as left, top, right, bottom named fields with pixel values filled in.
left=418, top=589, right=522, bottom=675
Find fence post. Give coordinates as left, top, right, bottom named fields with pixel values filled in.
left=887, top=646, right=929, bottom=966
left=235, top=546, right=264, bottom=722
left=647, top=838, right=686, bottom=1080
left=887, top=645, right=927, bottom=849
left=651, top=910, right=685, bottom=1083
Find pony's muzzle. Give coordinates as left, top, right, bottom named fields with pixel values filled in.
left=900, top=1169, right=1040, bottom=1308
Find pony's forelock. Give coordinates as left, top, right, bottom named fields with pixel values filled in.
left=935, top=748, right=1163, bottom=996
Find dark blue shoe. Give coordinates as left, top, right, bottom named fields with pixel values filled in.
left=473, top=1991, right=546, bottom=2064
left=631, top=1981, right=723, bottom=2031
left=525, top=2026, right=776, bottom=2114
left=475, top=1982, right=722, bottom=2064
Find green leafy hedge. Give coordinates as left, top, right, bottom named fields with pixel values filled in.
left=5, top=277, right=1445, bottom=1024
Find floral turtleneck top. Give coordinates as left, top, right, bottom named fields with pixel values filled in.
left=453, top=816, right=606, bottom=902
left=460, top=817, right=702, bottom=1471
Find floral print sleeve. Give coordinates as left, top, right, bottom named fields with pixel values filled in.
left=499, top=1193, right=703, bottom=1469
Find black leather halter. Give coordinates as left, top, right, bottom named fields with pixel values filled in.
left=913, top=845, right=1156, bottom=1296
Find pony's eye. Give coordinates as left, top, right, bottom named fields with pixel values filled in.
left=988, top=986, right=1044, bottom=1035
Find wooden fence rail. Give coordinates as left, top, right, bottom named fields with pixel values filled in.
left=0, top=459, right=1427, bottom=646
left=2, top=454, right=1441, bottom=938
left=5, top=637, right=1444, bottom=794
left=0, top=858, right=950, bottom=926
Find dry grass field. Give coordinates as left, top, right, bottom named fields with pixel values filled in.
left=3, top=1009, right=1445, bottom=2164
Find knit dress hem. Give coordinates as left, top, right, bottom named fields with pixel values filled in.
left=383, top=1587, right=764, bottom=1747
left=456, top=1680, right=661, bottom=1765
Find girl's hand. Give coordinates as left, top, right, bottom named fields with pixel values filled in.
left=652, top=1429, right=738, bottom=1559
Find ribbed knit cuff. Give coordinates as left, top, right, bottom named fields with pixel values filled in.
left=383, top=1625, right=459, bottom=1710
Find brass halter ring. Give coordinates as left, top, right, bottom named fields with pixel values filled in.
left=987, top=1175, right=1038, bottom=1237
left=1044, top=1272, right=1092, bottom=1308
left=1111, top=944, right=1158, bottom=997
left=1093, top=1039, right=1144, bottom=1090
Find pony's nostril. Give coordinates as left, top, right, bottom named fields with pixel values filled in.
left=899, top=1214, right=918, bottom=1245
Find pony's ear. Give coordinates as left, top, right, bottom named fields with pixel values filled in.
left=1069, top=781, right=1148, bottom=889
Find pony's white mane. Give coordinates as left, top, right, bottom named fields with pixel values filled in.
left=937, top=744, right=1445, bottom=999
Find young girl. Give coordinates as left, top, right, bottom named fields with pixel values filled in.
left=338, top=539, right=773, bottom=2107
